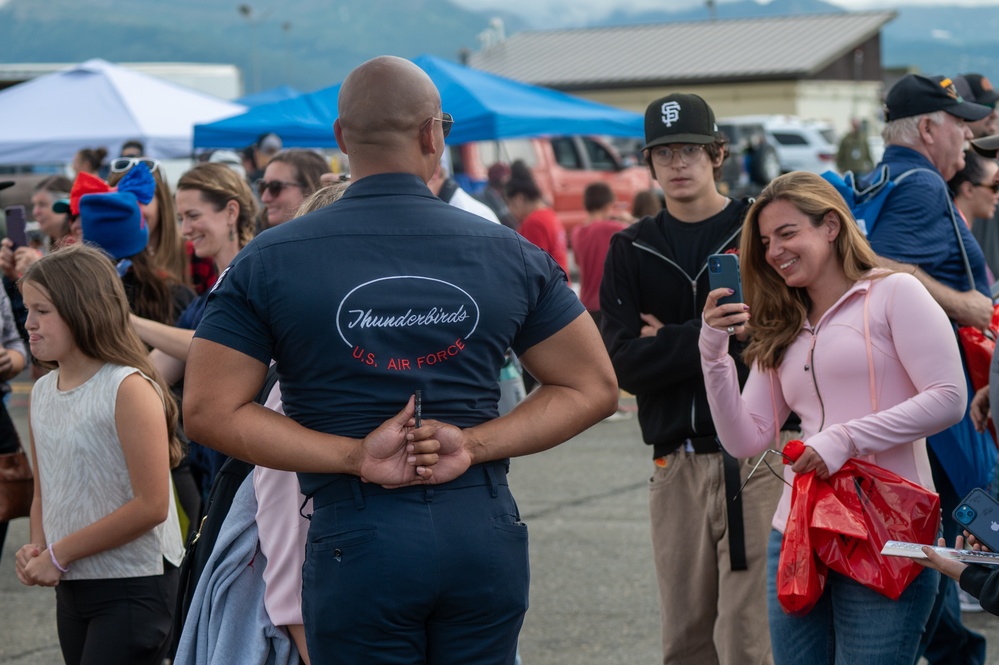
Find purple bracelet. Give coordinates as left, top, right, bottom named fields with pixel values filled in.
left=48, top=544, right=69, bottom=573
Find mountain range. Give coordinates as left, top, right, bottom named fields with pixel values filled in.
left=0, top=0, right=996, bottom=95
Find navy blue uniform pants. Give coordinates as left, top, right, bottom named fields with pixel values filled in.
left=302, top=462, right=529, bottom=665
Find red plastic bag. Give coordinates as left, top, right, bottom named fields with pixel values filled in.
left=958, top=325, right=993, bottom=392
left=776, top=467, right=827, bottom=616
left=777, top=442, right=940, bottom=615
left=957, top=304, right=999, bottom=393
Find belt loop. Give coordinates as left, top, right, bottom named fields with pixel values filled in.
left=350, top=478, right=365, bottom=510
left=485, top=463, right=499, bottom=498
left=424, top=486, right=435, bottom=502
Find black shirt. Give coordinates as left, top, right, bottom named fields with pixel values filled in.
left=658, top=198, right=740, bottom=278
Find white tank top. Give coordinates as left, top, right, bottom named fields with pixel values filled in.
left=31, top=363, right=184, bottom=580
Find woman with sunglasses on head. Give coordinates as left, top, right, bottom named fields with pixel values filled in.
left=107, top=156, right=188, bottom=287
left=699, top=172, right=967, bottom=665
left=130, top=164, right=257, bottom=508
left=79, top=164, right=195, bottom=331
left=257, top=149, right=330, bottom=228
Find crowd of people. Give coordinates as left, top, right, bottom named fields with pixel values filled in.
left=5, top=58, right=999, bottom=665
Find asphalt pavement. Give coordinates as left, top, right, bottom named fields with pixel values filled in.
left=1, top=380, right=997, bottom=664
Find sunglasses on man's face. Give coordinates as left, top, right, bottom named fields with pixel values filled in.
left=256, top=179, right=304, bottom=198
left=974, top=182, right=999, bottom=194
left=109, top=157, right=160, bottom=174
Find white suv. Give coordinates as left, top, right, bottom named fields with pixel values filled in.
left=719, top=115, right=838, bottom=175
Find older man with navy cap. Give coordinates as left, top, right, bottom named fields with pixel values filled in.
left=866, top=72, right=992, bottom=665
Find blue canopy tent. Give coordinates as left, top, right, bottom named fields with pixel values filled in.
left=234, top=85, right=302, bottom=108
left=193, top=54, right=643, bottom=149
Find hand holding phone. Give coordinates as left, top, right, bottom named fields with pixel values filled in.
left=4, top=205, right=27, bottom=249
left=953, top=488, right=999, bottom=553
left=707, top=253, right=743, bottom=305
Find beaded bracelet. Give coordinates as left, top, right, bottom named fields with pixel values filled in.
left=48, top=544, right=69, bottom=573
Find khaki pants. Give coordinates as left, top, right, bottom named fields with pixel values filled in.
left=649, top=438, right=791, bottom=665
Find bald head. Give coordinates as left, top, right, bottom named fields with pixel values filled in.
left=338, top=56, right=441, bottom=152
left=334, top=56, right=445, bottom=181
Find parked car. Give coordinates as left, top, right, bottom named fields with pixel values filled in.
left=449, top=136, right=655, bottom=233
left=715, top=119, right=782, bottom=198
left=720, top=115, right=838, bottom=176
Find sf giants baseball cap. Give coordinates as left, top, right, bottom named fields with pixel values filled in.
left=643, top=93, right=719, bottom=150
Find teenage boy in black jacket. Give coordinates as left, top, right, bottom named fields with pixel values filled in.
left=600, top=93, right=783, bottom=665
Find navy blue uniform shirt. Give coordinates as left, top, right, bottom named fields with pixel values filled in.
left=195, top=173, right=583, bottom=494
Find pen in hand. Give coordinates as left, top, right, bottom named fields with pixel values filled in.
left=414, top=390, right=422, bottom=428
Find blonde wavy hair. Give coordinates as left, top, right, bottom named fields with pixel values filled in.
left=740, top=171, right=882, bottom=371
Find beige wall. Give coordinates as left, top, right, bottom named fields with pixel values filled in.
left=576, top=79, right=884, bottom=136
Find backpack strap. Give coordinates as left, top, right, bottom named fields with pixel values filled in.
left=888, top=168, right=976, bottom=292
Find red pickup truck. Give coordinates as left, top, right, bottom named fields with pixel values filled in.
left=450, top=135, right=655, bottom=234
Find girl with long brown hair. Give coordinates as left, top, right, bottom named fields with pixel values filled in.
left=14, top=243, right=184, bottom=664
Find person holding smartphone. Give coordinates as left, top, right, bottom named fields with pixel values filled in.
left=599, top=93, right=784, bottom=665
left=699, top=171, right=967, bottom=664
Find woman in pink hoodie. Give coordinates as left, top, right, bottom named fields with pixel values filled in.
left=699, top=172, right=966, bottom=665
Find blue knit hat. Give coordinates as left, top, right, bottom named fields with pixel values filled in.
left=79, top=191, right=148, bottom=260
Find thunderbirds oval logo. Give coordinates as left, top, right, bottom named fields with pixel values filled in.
left=335, top=276, right=479, bottom=372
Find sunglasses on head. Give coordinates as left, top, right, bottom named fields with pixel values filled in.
left=110, top=157, right=161, bottom=174
left=256, top=179, right=304, bottom=197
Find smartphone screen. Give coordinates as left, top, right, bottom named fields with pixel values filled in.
left=953, top=488, right=999, bottom=553
left=4, top=205, right=27, bottom=248
left=707, top=253, right=743, bottom=306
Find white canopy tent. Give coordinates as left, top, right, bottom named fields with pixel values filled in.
left=0, top=59, right=245, bottom=165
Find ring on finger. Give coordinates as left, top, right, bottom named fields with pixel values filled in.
left=726, top=325, right=735, bottom=335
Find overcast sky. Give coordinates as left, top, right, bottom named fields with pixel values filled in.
left=452, top=0, right=999, bottom=28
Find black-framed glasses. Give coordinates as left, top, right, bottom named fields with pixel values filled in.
left=256, top=179, right=304, bottom=197
left=109, top=157, right=161, bottom=174
left=649, top=144, right=705, bottom=166
left=974, top=182, right=999, bottom=194
left=427, top=112, right=454, bottom=139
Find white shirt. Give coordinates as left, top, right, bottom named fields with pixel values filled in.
left=32, top=364, right=184, bottom=579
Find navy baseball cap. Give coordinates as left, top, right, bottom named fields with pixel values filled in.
left=885, top=74, right=991, bottom=122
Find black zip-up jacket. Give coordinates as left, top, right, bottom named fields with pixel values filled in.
left=599, top=200, right=751, bottom=459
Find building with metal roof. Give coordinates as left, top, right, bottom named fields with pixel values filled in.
left=468, top=12, right=897, bottom=134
